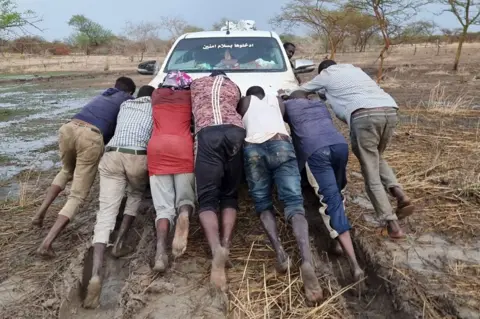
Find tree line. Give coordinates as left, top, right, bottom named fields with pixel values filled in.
left=1, top=0, right=480, bottom=77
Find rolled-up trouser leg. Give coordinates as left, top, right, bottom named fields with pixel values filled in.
left=150, top=175, right=176, bottom=230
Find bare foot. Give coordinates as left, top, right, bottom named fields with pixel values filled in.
left=329, top=240, right=344, bottom=256
left=31, top=216, right=43, bottom=228
left=396, top=201, right=415, bottom=220
left=300, top=263, right=323, bottom=304
left=83, top=275, right=101, bottom=309
left=153, top=253, right=169, bottom=273
left=172, top=212, right=189, bottom=258
left=36, top=245, right=55, bottom=259
left=275, top=252, right=291, bottom=274
left=352, top=268, right=366, bottom=295
left=387, top=221, right=406, bottom=240
left=211, top=247, right=228, bottom=292
left=111, top=242, right=133, bottom=258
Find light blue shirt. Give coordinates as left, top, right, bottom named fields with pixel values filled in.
left=296, top=64, right=398, bottom=128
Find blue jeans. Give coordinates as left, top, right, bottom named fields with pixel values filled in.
left=244, top=140, right=304, bottom=220
left=307, top=144, right=351, bottom=235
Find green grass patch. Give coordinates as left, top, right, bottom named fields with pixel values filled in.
left=0, top=108, right=36, bottom=122
left=0, top=154, right=14, bottom=164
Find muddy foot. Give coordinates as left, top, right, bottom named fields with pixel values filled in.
left=300, top=263, right=323, bottom=304
left=36, top=245, right=55, bottom=259
left=31, top=217, right=43, bottom=228
left=396, top=202, right=415, bottom=220
left=211, top=247, right=229, bottom=292
left=208, top=284, right=229, bottom=314
left=111, top=243, right=133, bottom=258
left=153, top=253, right=169, bottom=273
left=386, top=223, right=406, bottom=240
left=172, top=213, right=189, bottom=258
left=83, top=275, right=102, bottom=309
left=352, top=268, right=366, bottom=295
left=275, top=254, right=291, bottom=274
left=329, top=240, right=344, bottom=256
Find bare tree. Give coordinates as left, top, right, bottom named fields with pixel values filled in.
left=438, top=0, right=480, bottom=71
left=347, top=0, right=432, bottom=82
left=271, top=0, right=365, bottom=59
left=124, top=21, right=159, bottom=61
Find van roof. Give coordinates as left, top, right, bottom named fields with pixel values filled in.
left=182, top=30, right=274, bottom=39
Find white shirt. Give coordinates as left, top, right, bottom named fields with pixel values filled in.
left=295, top=64, right=398, bottom=127
left=242, top=95, right=289, bottom=143
left=107, top=96, right=154, bottom=150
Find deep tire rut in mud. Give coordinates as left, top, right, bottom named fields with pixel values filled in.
left=303, top=186, right=411, bottom=319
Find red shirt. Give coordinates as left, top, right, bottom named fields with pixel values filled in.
left=147, top=88, right=194, bottom=175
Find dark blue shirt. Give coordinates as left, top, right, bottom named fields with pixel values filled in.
left=73, top=88, right=134, bottom=144
left=284, top=98, right=347, bottom=169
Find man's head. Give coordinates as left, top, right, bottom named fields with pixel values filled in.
left=114, top=77, right=136, bottom=95
left=283, top=42, right=296, bottom=59
left=136, top=85, right=155, bottom=98
left=289, top=90, right=309, bottom=99
left=246, top=86, right=265, bottom=99
left=210, top=70, right=228, bottom=77
left=318, top=59, right=337, bottom=74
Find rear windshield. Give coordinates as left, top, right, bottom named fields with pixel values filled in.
left=164, top=37, right=287, bottom=73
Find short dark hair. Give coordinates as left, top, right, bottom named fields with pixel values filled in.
left=246, top=86, right=265, bottom=98
left=137, top=85, right=155, bottom=98
left=115, top=77, right=136, bottom=94
left=318, top=60, right=337, bottom=74
left=283, top=42, right=296, bottom=49
left=210, top=70, right=227, bottom=77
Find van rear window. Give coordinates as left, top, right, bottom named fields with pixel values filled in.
left=164, top=37, right=287, bottom=73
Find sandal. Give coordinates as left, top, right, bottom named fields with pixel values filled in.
left=396, top=202, right=415, bottom=220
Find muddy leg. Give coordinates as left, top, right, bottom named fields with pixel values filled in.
left=36, top=215, right=69, bottom=258
left=153, top=219, right=169, bottom=272
left=172, top=205, right=192, bottom=258
left=220, top=207, right=236, bottom=269
left=32, top=185, right=62, bottom=227
left=111, top=215, right=135, bottom=258
left=83, top=243, right=106, bottom=309
left=390, top=186, right=415, bottom=219
left=337, top=231, right=365, bottom=288
left=200, top=210, right=228, bottom=292
left=259, top=210, right=290, bottom=273
left=291, top=214, right=323, bottom=303
left=329, top=239, right=344, bottom=256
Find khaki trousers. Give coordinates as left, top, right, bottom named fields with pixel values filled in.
left=92, top=151, right=148, bottom=244
left=52, top=121, right=104, bottom=219
left=350, top=108, right=401, bottom=222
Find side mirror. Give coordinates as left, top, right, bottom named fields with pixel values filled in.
left=137, top=60, right=158, bottom=75
left=294, top=59, right=315, bottom=74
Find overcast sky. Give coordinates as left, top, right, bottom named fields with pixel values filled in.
left=14, top=0, right=480, bottom=41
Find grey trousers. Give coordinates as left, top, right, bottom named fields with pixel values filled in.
left=350, top=108, right=401, bottom=222
left=150, top=173, right=195, bottom=227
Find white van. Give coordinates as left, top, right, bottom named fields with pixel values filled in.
left=138, top=29, right=315, bottom=95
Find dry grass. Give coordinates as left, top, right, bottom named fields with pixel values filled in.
left=339, top=108, right=480, bottom=317
left=0, top=169, right=98, bottom=318
left=228, top=203, right=351, bottom=319
left=0, top=53, right=163, bottom=74
left=421, top=82, right=475, bottom=114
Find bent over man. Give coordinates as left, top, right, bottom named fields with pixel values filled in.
left=190, top=71, right=246, bottom=292
left=33, top=77, right=136, bottom=258
left=237, top=86, right=323, bottom=303
left=148, top=71, right=196, bottom=272
left=284, top=90, right=364, bottom=285
left=294, top=60, right=415, bottom=239
left=83, top=85, right=154, bottom=309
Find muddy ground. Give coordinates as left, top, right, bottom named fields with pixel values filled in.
left=1, top=62, right=479, bottom=319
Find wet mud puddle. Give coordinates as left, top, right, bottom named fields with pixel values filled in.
left=0, top=83, right=100, bottom=198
